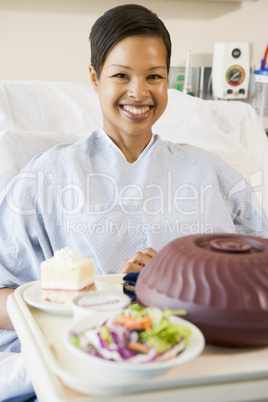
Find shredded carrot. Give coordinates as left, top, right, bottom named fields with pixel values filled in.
left=115, top=314, right=152, bottom=332
left=125, top=317, right=152, bottom=331
left=115, top=315, right=130, bottom=324
left=128, top=342, right=149, bottom=354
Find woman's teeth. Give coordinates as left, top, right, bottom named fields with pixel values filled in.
left=122, top=105, right=150, bottom=115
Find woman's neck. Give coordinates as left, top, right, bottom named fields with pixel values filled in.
left=106, top=132, right=153, bottom=163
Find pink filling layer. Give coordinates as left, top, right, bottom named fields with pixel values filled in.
left=42, top=282, right=95, bottom=292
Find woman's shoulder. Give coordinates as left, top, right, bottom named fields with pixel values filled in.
left=25, top=129, right=102, bottom=167
left=155, top=134, right=219, bottom=162
left=154, top=134, right=243, bottom=181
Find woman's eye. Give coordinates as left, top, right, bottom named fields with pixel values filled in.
left=114, top=73, right=128, bottom=79
left=148, top=74, right=163, bottom=80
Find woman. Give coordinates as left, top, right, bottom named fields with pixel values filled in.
left=0, top=4, right=267, bottom=353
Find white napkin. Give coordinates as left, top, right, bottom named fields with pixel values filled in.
left=0, top=352, right=36, bottom=402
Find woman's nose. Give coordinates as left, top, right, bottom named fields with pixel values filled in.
left=127, top=78, right=149, bottom=100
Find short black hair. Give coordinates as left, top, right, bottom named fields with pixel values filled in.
left=89, top=4, right=172, bottom=77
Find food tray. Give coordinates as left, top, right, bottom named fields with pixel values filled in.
left=7, top=275, right=268, bottom=400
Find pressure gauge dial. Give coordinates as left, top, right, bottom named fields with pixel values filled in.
left=226, top=65, right=245, bottom=86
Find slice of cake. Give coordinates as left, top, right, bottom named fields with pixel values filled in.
left=41, top=247, right=96, bottom=305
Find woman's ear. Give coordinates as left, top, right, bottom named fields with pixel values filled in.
left=89, top=65, right=99, bottom=93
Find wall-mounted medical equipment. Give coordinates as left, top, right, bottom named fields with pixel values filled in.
left=212, top=42, right=250, bottom=100
left=169, top=66, right=213, bottom=100
left=182, top=50, right=195, bottom=96
left=251, top=44, right=268, bottom=132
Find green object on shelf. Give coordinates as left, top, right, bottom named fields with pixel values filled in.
left=175, top=83, right=184, bottom=91
left=185, top=91, right=195, bottom=97
left=177, top=75, right=185, bottom=81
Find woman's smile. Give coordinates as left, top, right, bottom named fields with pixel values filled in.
left=119, top=104, right=154, bottom=120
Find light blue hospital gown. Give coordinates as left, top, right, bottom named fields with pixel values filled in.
left=1, top=129, right=267, bottom=352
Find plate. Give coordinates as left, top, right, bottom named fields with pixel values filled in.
left=64, top=314, right=205, bottom=377
left=23, top=280, right=118, bottom=315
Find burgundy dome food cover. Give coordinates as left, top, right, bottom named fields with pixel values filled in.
left=135, top=233, right=268, bottom=347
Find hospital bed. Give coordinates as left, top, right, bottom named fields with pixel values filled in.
left=0, top=80, right=268, bottom=401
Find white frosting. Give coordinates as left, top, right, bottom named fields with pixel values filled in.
left=53, top=247, right=89, bottom=268
left=41, top=247, right=94, bottom=270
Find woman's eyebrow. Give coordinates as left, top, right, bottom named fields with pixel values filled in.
left=108, top=64, right=167, bottom=71
left=148, top=66, right=167, bottom=71
left=108, top=64, right=131, bottom=70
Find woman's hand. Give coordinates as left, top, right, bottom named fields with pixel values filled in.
left=118, top=248, right=157, bottom=274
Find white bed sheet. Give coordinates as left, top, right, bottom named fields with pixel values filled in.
left=0, top=352, right=36, bottom=401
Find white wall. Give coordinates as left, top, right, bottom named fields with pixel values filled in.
left=0, top=0, right=267, bottom=85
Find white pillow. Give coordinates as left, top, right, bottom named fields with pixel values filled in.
left=0, top=129, right=86, bottom=192
left=0, top=80, right=102, bottom=133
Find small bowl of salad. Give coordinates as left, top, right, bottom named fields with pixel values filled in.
left=64, top=304, right=205, bottom=377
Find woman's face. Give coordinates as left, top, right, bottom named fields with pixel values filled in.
left=90, top=36, right=168, bottom=143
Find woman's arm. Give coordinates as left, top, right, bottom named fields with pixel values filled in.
left=0, top=288, right=15, bottom=330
